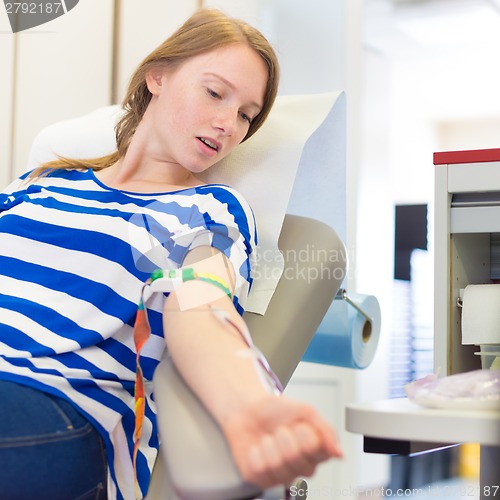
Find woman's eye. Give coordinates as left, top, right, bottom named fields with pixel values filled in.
left=239, top=112, right=252, bottom=124
left=207, top=88, right=221, bottom=99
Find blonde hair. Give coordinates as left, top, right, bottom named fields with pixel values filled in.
left=30, top=8, right=280, bottom=179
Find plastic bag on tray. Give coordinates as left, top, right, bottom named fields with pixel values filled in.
left=405, top=369, right=500, bottom=410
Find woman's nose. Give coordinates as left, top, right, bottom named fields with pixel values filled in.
left=213, top=107, right=237, bottom=136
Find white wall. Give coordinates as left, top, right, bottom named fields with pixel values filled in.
left=115, top=1, right=199, bottom=102
left=366, top=0, right=500, bottom=206
left=3, top=0, right=115, bottom=180
left=0, top=10, right=15, bottom=188
left=354, top=47, right=393, bottom=489
left=437, top=116, right=500, bottom=152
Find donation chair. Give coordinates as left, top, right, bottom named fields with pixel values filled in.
left=27, top=92, right=347, bottom=499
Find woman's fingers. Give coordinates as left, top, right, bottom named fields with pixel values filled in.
left=306, top=409, right=344, bottom=459
left=245, top=434, right=298, bottom=487
left=275, top=425, right=317, bottom=477
left=225, top=395, right=343, bottom=489
left=242, top=422, right=331, bottom=488
left=291, top=422, right=328, bottom=463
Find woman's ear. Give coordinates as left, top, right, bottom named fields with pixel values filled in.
left=145, top=68, right=165, bottom=96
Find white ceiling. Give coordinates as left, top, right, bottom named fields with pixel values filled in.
left=364, top=0, right=500, bottom=120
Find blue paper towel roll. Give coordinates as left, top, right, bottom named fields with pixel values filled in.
left=302, top=293, right=381, bottom=369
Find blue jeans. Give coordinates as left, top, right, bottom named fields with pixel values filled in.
left=0, top=380, right=108, bottom=500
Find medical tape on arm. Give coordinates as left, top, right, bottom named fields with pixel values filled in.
left=142, top=267, right=232, bottom=304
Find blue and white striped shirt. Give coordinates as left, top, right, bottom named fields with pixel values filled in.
left=0, top=168, right=257, bottom=499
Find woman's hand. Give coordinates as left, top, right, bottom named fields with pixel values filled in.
left=222, top=394, right=343, bottom=490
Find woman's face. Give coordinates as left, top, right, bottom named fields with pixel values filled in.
left=145, top=43, right=268, bottom=175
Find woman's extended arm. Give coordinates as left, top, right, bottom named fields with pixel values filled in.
left=162, top=247, right=343, bottom=489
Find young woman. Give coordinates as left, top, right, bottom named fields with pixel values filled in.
left=0, top=8, right=342, bottom=499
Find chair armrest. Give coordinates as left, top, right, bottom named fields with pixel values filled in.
left=245, top=214, right=347, bottom=387
left=151, top=356, right=262, bottom=500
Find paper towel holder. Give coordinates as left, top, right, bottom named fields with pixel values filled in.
left=336, top=288, right=373, bottom=343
